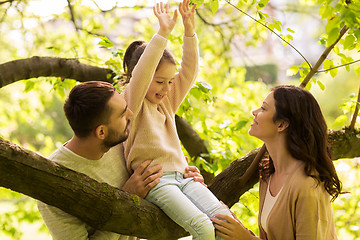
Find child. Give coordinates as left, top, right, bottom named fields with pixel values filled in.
left=122, top=1, right=233, bottom=239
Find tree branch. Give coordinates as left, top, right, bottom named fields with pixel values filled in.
left=0, top=137, right=188, bottom=240
left=175, top=115, right=215, bottom=183
left=316, top=59, right=360, bottom=73
left=67, top=0, right=80, bottom=32
left=0, top=57, right=115, bottom=88
left=1, top=126, right=359, bottom=238
left=300, top=26, right=349, bottom=88
left=0, top=0, right=15, bottom=5
left=225, top=0, right=311, bottom=69
left=349, top=85, right=360, bottom=130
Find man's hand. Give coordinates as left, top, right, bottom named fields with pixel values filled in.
left=121, top=160, right=163, bottom=198
left=184, top=165, right=206, bottom=186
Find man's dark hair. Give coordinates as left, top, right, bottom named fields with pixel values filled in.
left=64, top=81, right=116, bottom=138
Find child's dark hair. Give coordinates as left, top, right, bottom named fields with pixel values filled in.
left=123, top=39, right=176, bottom=83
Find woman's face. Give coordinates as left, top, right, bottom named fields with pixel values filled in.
left=249, top=91, right=279, bottom=141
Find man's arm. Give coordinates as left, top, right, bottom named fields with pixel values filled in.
left=121, top=160, right=163, bottom=198
left=37, top=201, right=120, bottom=240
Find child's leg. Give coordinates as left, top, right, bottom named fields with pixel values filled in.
left=181, top=179, right=234, bottom=240
left=146, top=173, right=216, bottom=240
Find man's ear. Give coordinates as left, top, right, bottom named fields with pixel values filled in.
left=277, top=120, right=289, bottom=133
left=94, top=125, right=107, bottom=140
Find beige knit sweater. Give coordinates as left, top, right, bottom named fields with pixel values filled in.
left=254, top=163, right=337, bottom=240
left=123, top=33, right=199, bottom=173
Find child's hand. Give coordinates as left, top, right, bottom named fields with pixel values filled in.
left=179, top=0, right=197, bottom=37
left=153, top=2, right=178, bottom=38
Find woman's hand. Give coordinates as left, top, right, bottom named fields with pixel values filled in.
left=211, top=213, right=256, bottom=240
left=179, top=0, right=197, bottom=37
left=184, top=165, right=206, bottom=186
left=153, top=2, right=178, bottom=38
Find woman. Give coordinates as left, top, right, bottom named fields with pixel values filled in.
left=211, top=85, right=342, bottom=240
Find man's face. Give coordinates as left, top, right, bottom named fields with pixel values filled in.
left=103, top=92, right=133, bottom=148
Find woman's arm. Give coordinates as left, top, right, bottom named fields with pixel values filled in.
left=294, top=186, right=336, bottom=239
left=211, top=213, right=260, bottom=240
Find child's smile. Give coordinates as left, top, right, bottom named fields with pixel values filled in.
left=146, top=61, right=176, bottom=104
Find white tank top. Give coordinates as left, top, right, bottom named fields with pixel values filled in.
left=260, top=176, right=284, bottom=233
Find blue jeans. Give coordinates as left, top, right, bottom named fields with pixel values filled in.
left=145, top=171, right=232, bottom=240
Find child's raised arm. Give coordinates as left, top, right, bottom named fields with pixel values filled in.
left=153, top=2, right=178, bottom=38
left=179, top=0, right=197, bottom=37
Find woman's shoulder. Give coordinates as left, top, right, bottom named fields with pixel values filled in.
left=287, top=167, right=326, bottom=198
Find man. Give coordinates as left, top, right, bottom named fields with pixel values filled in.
left=37, top=81, right=202, bottom=240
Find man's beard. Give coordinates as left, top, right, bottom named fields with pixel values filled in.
left=103, top=128, right=129, bottom=148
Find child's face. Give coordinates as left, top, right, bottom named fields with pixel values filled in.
left=146, top=61, right=176, bottom=104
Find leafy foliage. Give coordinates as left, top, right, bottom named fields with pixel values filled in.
left=0, top=0, right=359, bottom=238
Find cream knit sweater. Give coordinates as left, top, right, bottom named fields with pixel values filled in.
left=37, top=144, right=135, bottom=240
left=123, top=33, right=199, bottom=173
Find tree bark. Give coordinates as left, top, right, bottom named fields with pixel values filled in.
left=175, top=115, right=215, bottom=183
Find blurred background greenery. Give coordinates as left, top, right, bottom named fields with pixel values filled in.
left=0, top=0, right=359, bottom=239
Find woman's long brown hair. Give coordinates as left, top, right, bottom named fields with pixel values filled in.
left=259, top=85, right=342, bottom=201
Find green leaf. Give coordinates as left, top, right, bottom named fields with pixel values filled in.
left=354, top=29, right=360, bottom=40
left=191, top=0, right=204, bottom=7
left=319, top=5, right=332, bottom=19
left=341, top=58, right=351, bottom=72
left=343, top=35, right=356, bottom=50
left=210, top=0, right=219, bottom=14
left=256, top=0, right=269, bottom=10
left=332, top=115, right=348, bottom=128
left=326, top=16, right=341, bottom=34
left=272, top=19, right=282, bottom=32
left=330, top=68, right=338, bottom=77
left=300, top=61, right=311, bottom=69
left=323, top=59, right=333, bottom=71
left=198, top=81, right=213, bottom=92
left=354, top=65, right=360, bottom=77
left=286, top=66, right=299, bottom=76
left=286, top=28, right=295, bottom=33
left=327, top=28, right=340, bottom=46
left=24, top=80, right=35, bottom=92
left=97, top=36, right=113, bottom=48
left=234, top=119, right=249, bottom=130
left=317, top=80, right=325, bottom=90
left=258, top=11, right=265, bottom=20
